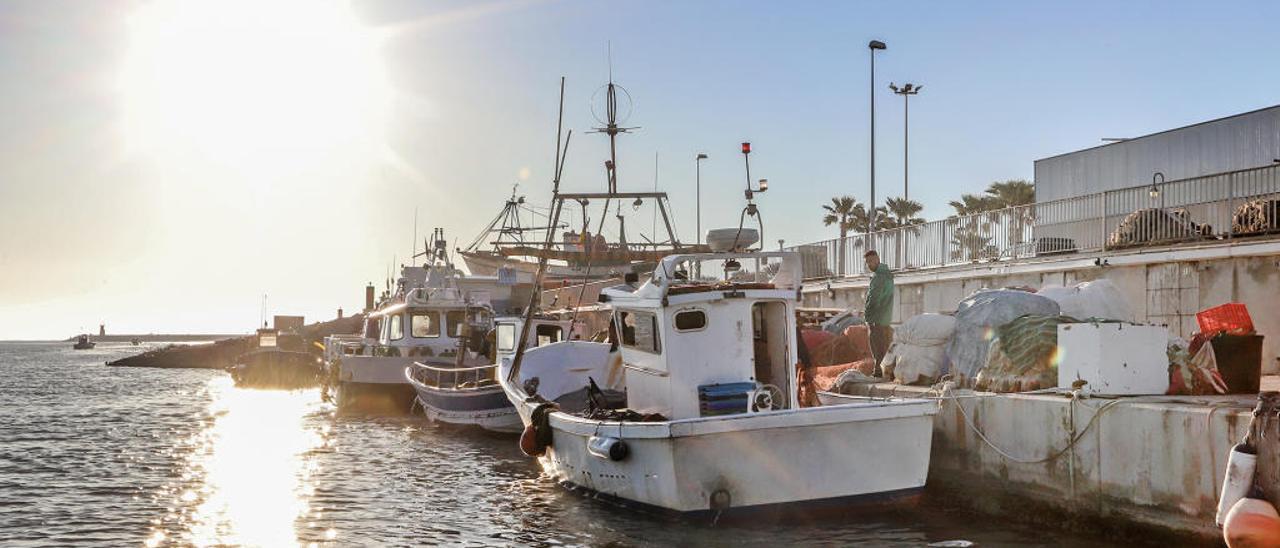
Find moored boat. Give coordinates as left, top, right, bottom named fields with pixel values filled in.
left=229, top=328, right=321, bottom=389
left=406, top=316, right=574, bottom=433
left=323, top=232, right=519, bottom=414
left=501, top=251, right=939, bottom=515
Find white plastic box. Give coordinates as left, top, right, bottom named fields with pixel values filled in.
left=1056, top=322, right=1169, bottom=395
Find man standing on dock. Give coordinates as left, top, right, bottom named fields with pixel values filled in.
left=863, top=250, right=894, bottom=378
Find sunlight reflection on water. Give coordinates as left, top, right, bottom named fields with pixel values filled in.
left=150, top=377, right=329, bottom=547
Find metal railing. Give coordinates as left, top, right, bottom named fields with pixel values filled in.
left=408, top=361, right=499, bottom=390
left=789, top=163, right=1280, bottom=280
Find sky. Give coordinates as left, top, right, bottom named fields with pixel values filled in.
left=2, top=0, right=1279, bottom=340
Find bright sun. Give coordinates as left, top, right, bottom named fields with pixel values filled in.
left=119, top=0, right=390, bottom=171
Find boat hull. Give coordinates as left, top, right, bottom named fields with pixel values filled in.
left=229, top=350, right=321, bottom=390
left=461, top=251, right=624, bottom=282
left=334, top=381, right=417, bottom=414
left=329, top=355, right=417, bottom=413
left=410, top=383, right=521, bottom=434
left=515, top=399, right=937, bottom=514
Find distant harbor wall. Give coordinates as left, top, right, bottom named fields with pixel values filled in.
left=802, top=238, right=1280, bottom=374
left=106, top=315, right=364, bottom=369
left=67, top=334, right=241, bottom=343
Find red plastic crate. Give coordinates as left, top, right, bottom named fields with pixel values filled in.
left=1196, top=303, right=1255, bottom=335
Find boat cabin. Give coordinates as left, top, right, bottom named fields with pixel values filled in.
left=599, top=251, right=802, bottom=420
left=367, top=285, right=493, bottom=364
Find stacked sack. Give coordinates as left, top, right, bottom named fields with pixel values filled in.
left=1037, top=279, right=1134, bottom=322
left=946, top=289, right=1061, bottom=383
left=881, top=313, right=956, bottom=385
left=976, top=314, right=1077, bottom=392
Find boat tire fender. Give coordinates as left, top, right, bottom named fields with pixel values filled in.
left=521, top=402, right=559, bottom=457
left=587, top=435, right=629, bottom=461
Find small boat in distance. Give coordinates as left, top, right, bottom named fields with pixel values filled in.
left=72, top=334, right=95, bottom=350
left=130, top=337, right=141, bottom=346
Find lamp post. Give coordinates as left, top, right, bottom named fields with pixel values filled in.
left=888, top=82, right=921, bottom=201
left=868, top=39, right=887, bottom=244
left=696, top=153, right=708, bottom=245
left=1149, top=171, right=1165, bottom=208
left=890, top=82, right=920, bottom=268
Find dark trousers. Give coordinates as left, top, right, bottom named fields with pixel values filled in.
left=869, top=325, right=894, bottom=377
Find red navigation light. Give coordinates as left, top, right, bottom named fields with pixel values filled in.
left=741, top=142, right=751, bottom=154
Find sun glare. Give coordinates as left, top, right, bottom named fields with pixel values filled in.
left=119, top=0, right=390, bottom=171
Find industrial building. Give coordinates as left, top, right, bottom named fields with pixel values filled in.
left=1034, top=105, right=1280, bottom=202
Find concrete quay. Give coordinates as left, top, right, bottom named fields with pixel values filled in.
left=837, top=379, right=1280, bottom=542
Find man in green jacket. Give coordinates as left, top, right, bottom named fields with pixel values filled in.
left=863, top=250, right=894, bottom=378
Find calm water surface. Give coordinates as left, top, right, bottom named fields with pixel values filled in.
left=1, top=342, right=1125, bottom=547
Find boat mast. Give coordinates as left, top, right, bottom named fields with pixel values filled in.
left=509, top=77, right=574, bottom=385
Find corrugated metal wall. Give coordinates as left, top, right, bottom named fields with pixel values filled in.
left=1034, top=105, right=1280, bottom=202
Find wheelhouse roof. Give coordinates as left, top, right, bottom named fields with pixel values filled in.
left=601, top=251, right=801, bottom=304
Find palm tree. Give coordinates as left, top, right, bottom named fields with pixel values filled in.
left=884, top=197, right=925, bottom=228
left=948, top=193, right=997, bottom=216
left=822, top=196, right=861, bottom=237
left=946, top=180, right=1036, bottom=261
left=884, top=197, right=925, bottom=267
left=822, top=196, right=862, bottom=275
left=985, top=179, right=1035, bottom=208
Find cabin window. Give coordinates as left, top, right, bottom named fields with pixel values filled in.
left=617, top=310, right=660, bottom=353
left=674, top=309, right=707, bottom=332
left=536, top=324, right=563, bottom=346
left=364, top=318, right=381, bottom=340
left=446, top=310, right=466, bottom=338
left=411, top=311, right=439, bottom=338
left=496, top=323, right=516, bottom=352
left=389, top=314, right=404, bottom=340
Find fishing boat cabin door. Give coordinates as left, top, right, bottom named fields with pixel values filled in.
left=751, top=301, right=792, bottom=409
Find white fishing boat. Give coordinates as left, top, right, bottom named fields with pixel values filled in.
left=406, top=316, right=575, bottom=433
left=501, top=250, right=939, bottom=515
left=323, top=231, right=515, bottom=413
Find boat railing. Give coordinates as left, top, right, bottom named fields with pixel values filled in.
left=408, top=361, right=499, bottom=391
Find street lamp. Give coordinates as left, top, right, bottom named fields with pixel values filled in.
left=868, top=39, right=887, bottom=241
left=696, top=153, right=708, bottom=245
left=1149, top=171, right=1165, bottom=208
left=889, top=82, right=921, bottom=201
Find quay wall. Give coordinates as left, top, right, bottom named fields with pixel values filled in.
left=801, top=238, right=1280, bottom=374
left=844, top=383, right=1254, bottom=540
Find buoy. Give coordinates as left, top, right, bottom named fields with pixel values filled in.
left=1223, top=497, right=1280, bottom=548
left=1218, top=443, right=1259, bottom=527
left=519, top=425, right=544, bottom=457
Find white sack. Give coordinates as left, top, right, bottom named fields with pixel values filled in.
left=1038, top=279, right=1134, bottom=322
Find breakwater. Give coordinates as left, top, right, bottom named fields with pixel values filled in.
left=105, top=315, right=364, bottom=369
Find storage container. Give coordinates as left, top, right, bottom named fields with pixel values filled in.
left=1212, top=334, right=1264, bottom=394
left=1057, top=322, right=1169, bottom=395
left=1197, top=303, right=1255, bottom=336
